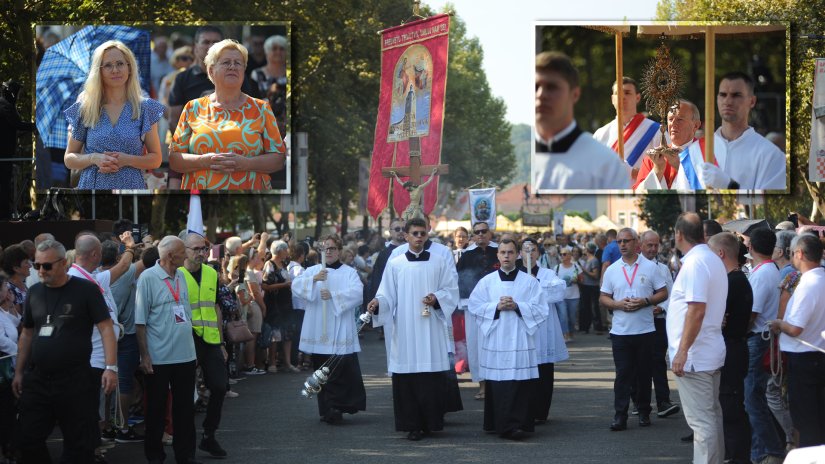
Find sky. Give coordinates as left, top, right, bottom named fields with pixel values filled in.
left=423, top=0, right=662, bottom=125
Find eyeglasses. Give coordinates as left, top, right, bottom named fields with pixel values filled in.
left=392, top=227, right=404, bottom=232
left=177, top=56, right=194, bottom=62
left=187, top=246, right=210, bottom=254
left=560, top=253, right=570, bottom=256
left=324, top=247, right=340, bottom=252
left=616, top=239, right=635, bottom=244
left=100, top=61, right=129, bottom=73
left=33, top=258, right=65, bottom=271
left=409, top=231, right=428, bottom=238
left=473, top=228, right=489, bottom=235
left=217, top=59, right=244, bottom=70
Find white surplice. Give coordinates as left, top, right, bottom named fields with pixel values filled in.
left=468, top=270, right=548, bottom=381
left=292, top=263, right=363, bottom=355
left=534, top=268, right=569, bottom=364
left=374, top=251, right=459, bottom=374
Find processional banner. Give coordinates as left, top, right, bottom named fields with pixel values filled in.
left=368, top=14, right=450, bottom=218
left=810, top=58, right=825, bottom=182
left=469, top=188, right=496, bottom=230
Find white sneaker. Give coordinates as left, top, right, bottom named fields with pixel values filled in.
left=225, top=390, right=239, bottom=398
left=267, top=366, right=279, bottom=373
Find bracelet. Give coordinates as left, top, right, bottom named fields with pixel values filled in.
left=645, top=297, right=651, bottom=306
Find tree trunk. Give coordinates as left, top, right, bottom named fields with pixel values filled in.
left=150, top=193, right=168, bottom=237
left=340, top=187, right=349, bottom=236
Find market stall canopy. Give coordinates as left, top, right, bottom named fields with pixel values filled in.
left=591, top=214, right=621, bottom=231
left=722, top=218, right=771, bottom=236
left=564, top=215, right=597, bottom=233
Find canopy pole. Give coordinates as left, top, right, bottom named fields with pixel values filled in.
left=704, top=27, right=716, bottom=165
left=615, top=32, right=625, bottom=160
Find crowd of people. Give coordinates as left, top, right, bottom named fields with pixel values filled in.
left=1, top=214, right=824, bottom=463
left=35, top=26, right=288, bottom=191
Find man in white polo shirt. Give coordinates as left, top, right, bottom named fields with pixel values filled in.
left=600, top=227, right=668, bottom=431
left=667, top=212, right=728, bottom=463
left=769, top=234, right=825, bottom=448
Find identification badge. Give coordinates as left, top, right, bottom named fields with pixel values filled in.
left=623, top=289, right=637, bottom=299
left=173, top=304, right=187, bottom=324
left=39, top=315, right=54, bottom=337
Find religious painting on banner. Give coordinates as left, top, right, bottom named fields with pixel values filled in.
left=469, top=188, right=496, bottom=229
left=810, top=58, right=825, bottom=182
left=368, top=14, right=450, bottom=219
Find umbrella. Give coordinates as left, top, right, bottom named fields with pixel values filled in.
left=722, top=218, right=771, bottom=236
left=36, top=25, right=151, bottom=149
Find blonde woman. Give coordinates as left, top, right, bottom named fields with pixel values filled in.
left=64, top=40, right=163, bottom=189
left=169, top=39, right=285, bottom=190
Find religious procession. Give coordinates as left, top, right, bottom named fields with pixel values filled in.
left=2, top=1, right=825, bottom=464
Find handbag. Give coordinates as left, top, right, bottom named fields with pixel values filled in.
left=226, top=319, right=254, bottom=343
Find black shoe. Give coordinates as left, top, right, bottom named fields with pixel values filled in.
left=198, top=436, right=227, bottom=458
left=630, top=407, right=639, bottom=416
left=407, top=431, right=423, bottom=441
left=610, top=416, right=627, bottom=431
left=115, top=426, right=145, bottom=443
left=502, top=429, right=527, bottom=440
left=638, top=414, right=651, bottom=427
left=681, top=432, right=694, bottom=442
left=322, top=408, right=343, bottom=424
left=657, top=401, right=681, bottom=418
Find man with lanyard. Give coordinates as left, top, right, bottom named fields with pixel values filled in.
left=675, top=72, right=786, bottom=190
left=456, top=221, right=499, bottom=400
left=533, top=51, right=630, bottom=191
left=13, top=239, right=118, bottom=463
left=637, top=231, right=680, bottom=419
left=769, top=234, right=825, bottom=448
left=593, top=77, right=667, bottom=180
left=181, top=233, right=228, bottom=459
left=599, top=227, right=668, bottom=431
left=743, top=228, right=786, bottom=464
left=634, top=99, right=701, bottom=190
left=136, top=236, right=198, bottom=464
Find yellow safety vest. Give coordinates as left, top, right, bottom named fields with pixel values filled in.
left=180, top=265, right=221, bottom=344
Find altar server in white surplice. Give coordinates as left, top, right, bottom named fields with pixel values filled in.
left=367, top=217, right=460, bottom=442
left=293, top=234, right=366, bottom=424
left=469, top=239, right=548, bottom=440
left=519, top=237, right=568, bottom=424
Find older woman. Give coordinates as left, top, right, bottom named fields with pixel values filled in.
left=1, top=244, right=30, bottom=319
left=64, top=40, right=163, bottom=190
left=250, top=35, right=287, bottom=96
left=261, top=241, right=297, bottom=372
left=169, top=39, right=286, bottom=190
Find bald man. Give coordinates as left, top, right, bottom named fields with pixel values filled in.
left=634, top=100, right=701, bottom=190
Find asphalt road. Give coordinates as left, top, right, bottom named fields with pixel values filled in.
left=50, top=329, right=695, bottom=463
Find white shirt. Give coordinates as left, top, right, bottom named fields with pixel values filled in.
left=593, top=116, right=667, bottom=169
left=68, top=265, right=121, bottom=369
left=292, top=264, right=363, bottom=355
left=748, top=260, right=781, bottom=332
left=534, top=267, right=569, bottom=364
left=533, top=130, right=631, bottom=192
left=780, top=267, right=825, bottom=353
left=652, top=259, right=674, bottom=318
left=667, top=244, right=728, bottom=372
left=600, top=255, right=666, bottom=335
left=287, top=261, right=306, bottom=310
left=0, top=309, right=18, bottom=359
left=468, top=270, right=547, bottom=380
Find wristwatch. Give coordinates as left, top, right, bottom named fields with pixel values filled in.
left=105, top=364, right=119, bottom=373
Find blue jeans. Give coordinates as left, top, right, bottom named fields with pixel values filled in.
left=744, top=336, right=784, bottom=461
left=556, top=298, right=579, bottom=335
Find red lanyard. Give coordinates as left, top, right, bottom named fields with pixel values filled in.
left=622, top=263, right=639, bottom=288
left=71, top=264, right=104, bottom=295
left=751, top=260, right=774, bottom=274
left=163, top=277, right=181, bottom=303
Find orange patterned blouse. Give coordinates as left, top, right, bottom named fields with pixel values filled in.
left=170, top=95, right=284, bottom=190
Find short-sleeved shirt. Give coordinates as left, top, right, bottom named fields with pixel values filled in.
left=724, top=270, right=753, bottom=341
left=780, top=267, right=825, bottom=353
left=169, top=96, right=285, bottom=190
left=582, top=257, right=600, bottom=287
left=602, top=241, right=621, bottom=267
left=667, top=244, right=728, bottom=372
left=748, top=260, right=781, bottom=331
left=601, top=255, right=666, bottom=335
left=110, top=263, right=138, bottom=335
left=67, top=265, right=121, bottom=369
left=556, top=262, right=581, bottom=300
left=134, top=262, right=196, bottom=365
left=64, top=99, right=165, bottom=190
left=23, top=277, right=110, bottom=372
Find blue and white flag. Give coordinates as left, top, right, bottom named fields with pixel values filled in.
left=469, top=188, right=496, bottom=229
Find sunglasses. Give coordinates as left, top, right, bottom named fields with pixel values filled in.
left=473, top=228, right=490, bottom=235
left=616, top=239, right=635, bottom=244
left=409, top=231, right=428, bottom=238
left=33, top=258, right=65, bottom=271
left=187, top=246, right=210, bottom=253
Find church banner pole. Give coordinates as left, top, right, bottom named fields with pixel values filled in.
left=615, top=31, right=625, bottom=160
left=704, top=26, right=716, bottom=166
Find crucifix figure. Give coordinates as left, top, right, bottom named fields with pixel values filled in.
left=381, top=137, right=449, bottom=220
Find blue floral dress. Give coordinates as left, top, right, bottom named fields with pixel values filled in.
left=64, top=98, right=165, bottom=190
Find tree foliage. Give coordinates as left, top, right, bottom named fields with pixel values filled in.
left=656, top=0, right=825, bottom=222
left=1, top=0, right=514, bottom=237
